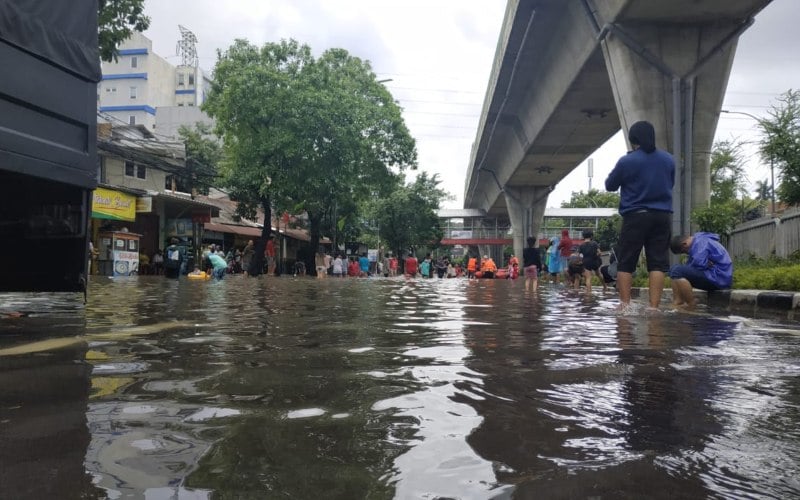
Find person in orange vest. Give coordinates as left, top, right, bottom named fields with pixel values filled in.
left=479, top=255, right=497, bottom=278
left=466, top=255, right=477, bottom=279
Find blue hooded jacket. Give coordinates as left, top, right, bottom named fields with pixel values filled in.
left=688, top=232, right=732, bottom=288
left=605, top=121, right=675, bottom=214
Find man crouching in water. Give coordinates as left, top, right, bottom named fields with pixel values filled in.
left=669, top=233, right=733, bottom=309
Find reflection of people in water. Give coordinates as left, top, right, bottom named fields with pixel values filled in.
left=616, top=315, right=732, bottom=454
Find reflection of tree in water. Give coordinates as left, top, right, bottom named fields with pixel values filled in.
left=183, top=281, right=432, bottom=498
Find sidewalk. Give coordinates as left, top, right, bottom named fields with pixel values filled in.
left=631, top=287, right=800, bottom=320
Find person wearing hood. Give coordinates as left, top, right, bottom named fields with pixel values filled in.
left=668, top=233, right=733, bottom=309
left=605, top=120, right=675, bottom=311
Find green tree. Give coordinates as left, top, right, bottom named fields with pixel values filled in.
left=708, top=140, right=748, bottom=205
left=177, top=123, right=221, bottom=195
left=759, top=89, right=800, bottom=206
left=98, top=0, right=150, bottom=62
left=754, top=179, right=772, bottom=202
left=204, top=39, right=416, bottom=275
left=595, top=215, right=621, bottom=251
left=561, top=188, right=620, bottom=209
left=691, top=140, right=752, bottom=235
left=374, top=173, right=446, bottom=263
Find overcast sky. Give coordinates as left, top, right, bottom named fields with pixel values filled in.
left=142, top=0, right=798, bottom=208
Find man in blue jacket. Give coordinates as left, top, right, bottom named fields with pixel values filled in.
left=669, top=232, right=733, bottom=309
left=605, top=120, right=675, bottom=311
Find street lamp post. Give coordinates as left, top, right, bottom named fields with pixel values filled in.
left=720, top=109, right=775, bottom=214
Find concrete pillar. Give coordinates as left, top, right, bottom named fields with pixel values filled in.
left=600, top=22, right=740, bottom=235
left=505, top=186, right=550, bottom=259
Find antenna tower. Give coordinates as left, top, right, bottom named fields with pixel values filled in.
left=176, top=25, right=198, bottom=67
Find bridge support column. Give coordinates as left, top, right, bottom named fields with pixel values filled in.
left=596, top=18, right=753, bottom=236
left=505, top=186, right=550, bottom=260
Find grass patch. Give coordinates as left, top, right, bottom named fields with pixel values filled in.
left=627, top=256, right=800, bottom=291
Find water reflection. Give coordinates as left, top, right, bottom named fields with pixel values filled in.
left=0, top=278, right=798, bottom=499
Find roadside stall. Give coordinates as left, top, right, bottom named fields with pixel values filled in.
left=97, top=230, right=141, bottom=276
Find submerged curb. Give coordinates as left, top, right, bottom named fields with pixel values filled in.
left=633, top=287, right=800, bottom=319
left=708, top=289, right=800, bottom=319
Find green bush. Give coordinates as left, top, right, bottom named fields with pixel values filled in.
left=626, top=258, right=800, bottom=291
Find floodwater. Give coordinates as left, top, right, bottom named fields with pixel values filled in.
left=1, top=276, right=799, bottom=500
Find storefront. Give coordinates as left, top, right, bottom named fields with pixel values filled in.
left=90, top=186, right=140, bottom=275
left=90, top=186, right=219, bottom=275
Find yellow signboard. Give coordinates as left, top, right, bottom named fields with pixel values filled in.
left=92, top=187, right=137, bottom=221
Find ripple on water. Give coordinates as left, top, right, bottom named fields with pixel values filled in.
left=286, top=408, right=326, bottom=419
left=184, top=407, right=241, bottom=422
left=3, top=276, right=799, bottom=499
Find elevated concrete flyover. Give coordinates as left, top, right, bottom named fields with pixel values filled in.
left=464, top=0, right=774, bottom=259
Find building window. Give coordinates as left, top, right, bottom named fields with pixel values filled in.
left=188, top=74, right=195, bottom=86
left=129, top=115, right=136, bottom=125
left=125, top=161, right=147, bottom=180
left=130, top=86, right=137, bottom=99
left=178, top=73, right=185, bottom=86
left=111, top=87, right=117, bottom=92
left=131, top=56, right=138, bottom=68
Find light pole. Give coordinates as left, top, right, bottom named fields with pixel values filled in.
left=720, top=109, right=775, bottom=214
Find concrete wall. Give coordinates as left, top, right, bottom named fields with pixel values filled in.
left=102, top=155, right=168, bottom=193
left=728, top=208, right=800, bottom=259
left=98, top=32, right=177, bottom=130
left=155, top=106, right=215, bottom=140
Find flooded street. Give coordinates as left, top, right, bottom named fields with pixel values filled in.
left=1, top=276, right=799, bottom=499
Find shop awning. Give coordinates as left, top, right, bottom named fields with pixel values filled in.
left=204, top=222, right=263, bottom=237
left=154, top=191, right=220, bottom=219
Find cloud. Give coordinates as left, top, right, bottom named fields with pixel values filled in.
left=142, top=0, right=798, bottom=208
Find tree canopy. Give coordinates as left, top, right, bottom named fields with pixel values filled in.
left=692, top=140, right=760, bottom=235
left=204, top=39, right=417, bottom=275
left=177, top=123, right=221, bottom=195
left=98, top=0, right=150, bottom=62
left=373, top=172, right=446, bottom=259
left=759, top=89, right=800, bottom=206
left=561, top=188, right=620, bottom=209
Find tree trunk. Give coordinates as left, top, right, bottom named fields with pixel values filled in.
left=308, top=213, right=322, bottom=276
left=247, top=196, right=271, bottom=277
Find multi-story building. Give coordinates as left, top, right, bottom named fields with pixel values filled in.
left=98, top=31, right=213, bottom=135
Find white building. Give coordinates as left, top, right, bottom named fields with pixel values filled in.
left=98, top=31, right=213, bottom=136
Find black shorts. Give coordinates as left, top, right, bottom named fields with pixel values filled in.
left=583, top=258, right=601, bottom=271
left=617, top=210, right=671, bottom=273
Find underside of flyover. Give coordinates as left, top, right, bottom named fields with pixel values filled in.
left=464, top=0, right=774, bottom=260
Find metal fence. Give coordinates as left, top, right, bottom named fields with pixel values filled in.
left=728, top=207, right=800, bottom=259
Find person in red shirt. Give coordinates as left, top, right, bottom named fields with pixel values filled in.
left=404, top=253, right=418, bottom=277
left=347, top=257, right=360, bottom=277
left=265, top=236, right=276, bottom=275
left=389, top=256, right=398, bottom=277
left=557, top=229, right=573, bottom=283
